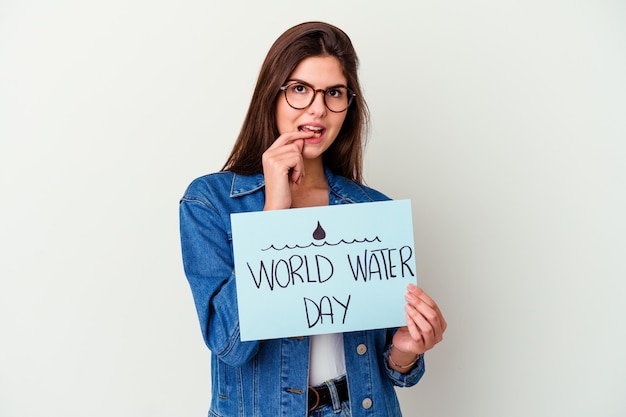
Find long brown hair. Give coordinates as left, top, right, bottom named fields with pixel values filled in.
left=221, top=21, right=369, bottom=183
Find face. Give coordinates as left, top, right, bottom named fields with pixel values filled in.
left=276, top=56, right=349, bottom=162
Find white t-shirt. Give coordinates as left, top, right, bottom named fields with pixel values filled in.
left=308, top=333, right=346, bottom=386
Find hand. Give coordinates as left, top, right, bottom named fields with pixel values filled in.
left=392, top=284, right=447, bottom=358
left=262, top=131, right=314, bottom=210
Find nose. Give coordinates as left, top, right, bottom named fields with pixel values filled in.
left=308, top=90, right=327, bottom=116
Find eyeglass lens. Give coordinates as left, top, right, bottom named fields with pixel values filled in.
left=283, top=83, right=353, bottom=112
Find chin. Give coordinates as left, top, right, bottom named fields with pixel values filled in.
left=301, top=147, right=326, bottom=161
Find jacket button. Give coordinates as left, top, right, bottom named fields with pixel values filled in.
left=356, top=344, right=367, bottom=355
left=362, top=398, right=373, bottom=409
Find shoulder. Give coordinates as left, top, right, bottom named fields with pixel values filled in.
left=181, top=171, right=236, bottom=204
left=326, top=169, right=391, bottom=203
left=180, top=171, right=266, bottom=215
left=350, top=180, right=391, bottom=202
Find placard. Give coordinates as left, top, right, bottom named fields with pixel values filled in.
left=231, top=199, right=417, bottom=341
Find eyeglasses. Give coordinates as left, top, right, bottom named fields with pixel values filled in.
left=279, top=81, right=356, bottom=113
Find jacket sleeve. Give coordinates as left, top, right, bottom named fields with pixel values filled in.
left=179, top=191, right=260, bottom=367
left=382, top=329, right=425, bottom=387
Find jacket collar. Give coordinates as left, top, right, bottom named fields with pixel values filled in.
left=230, top=171, right=265, bottom=198
left=230, top=166, right=353, bottom=199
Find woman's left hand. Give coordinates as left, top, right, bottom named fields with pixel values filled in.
left=392, top=284, right=447, bottom=357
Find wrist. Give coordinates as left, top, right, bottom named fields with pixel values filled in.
left=388, top=344, right=421, bottom=370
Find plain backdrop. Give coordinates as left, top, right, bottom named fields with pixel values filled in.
left=1, top=1, right=625, bottom=416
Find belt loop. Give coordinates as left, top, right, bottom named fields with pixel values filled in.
left=323, top=379, right=342, bottom=414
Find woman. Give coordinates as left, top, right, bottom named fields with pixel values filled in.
left=180, top=21, right=447, bottom=417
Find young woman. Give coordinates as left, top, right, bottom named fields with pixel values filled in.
left=180, top=22, right=447, bottom=417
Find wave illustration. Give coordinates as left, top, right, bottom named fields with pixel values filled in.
left=261, top=236, right=381, bottom=252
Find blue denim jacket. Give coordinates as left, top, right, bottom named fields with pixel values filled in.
left=180, top=167, right=425, bottom=417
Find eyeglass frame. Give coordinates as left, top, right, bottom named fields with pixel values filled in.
left=279, top=81, right=357, bottom=113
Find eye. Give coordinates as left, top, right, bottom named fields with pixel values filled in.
left=326, top=88, right=345, bottom=99
left=291, top=83, right=310, bottom=94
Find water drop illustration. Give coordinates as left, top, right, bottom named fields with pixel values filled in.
left=312, top=221, right=326, bottom=240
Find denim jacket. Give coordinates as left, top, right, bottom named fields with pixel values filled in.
left=179, top=167, right=425, bottom=417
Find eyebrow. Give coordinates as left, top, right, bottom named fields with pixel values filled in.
left=285, top=79, right=349, bottom=89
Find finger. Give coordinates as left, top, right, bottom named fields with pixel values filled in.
left=404, top=312, right=422, bottom=343
left=410, top=300, right=444, bottom=343
left=418, top=297, right=447, bottom=334
left=406, top=305, right=435, bottom=353
left=270, top=130, right=315, bottom=149
left=264, top=141, right=305, bottom=179
left=407, top=285, right=435, bottom=307
left=404, top=304, right=434, bottom=348
left=265, top=133, right=307, bottom=183
left=289, top=139, right=305, bottom=184
left=404, top=291, right=441, bottom=342
left=407, top=285, right=447, bottom=333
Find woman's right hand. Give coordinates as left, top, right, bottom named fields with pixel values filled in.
left=262, top=131, right=313, bottom=210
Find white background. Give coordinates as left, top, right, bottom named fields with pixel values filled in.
left=1, top=1, right=625, bottom=416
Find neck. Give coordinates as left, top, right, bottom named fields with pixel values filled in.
left=300, top=158, right=327, bottom=188
left=289, top=158, right=329, bottom=208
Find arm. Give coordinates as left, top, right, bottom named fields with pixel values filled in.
left=179, top=193, right=260, bottom=367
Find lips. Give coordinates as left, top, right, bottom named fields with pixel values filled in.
left=298, top=124, right=325, bottom=138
